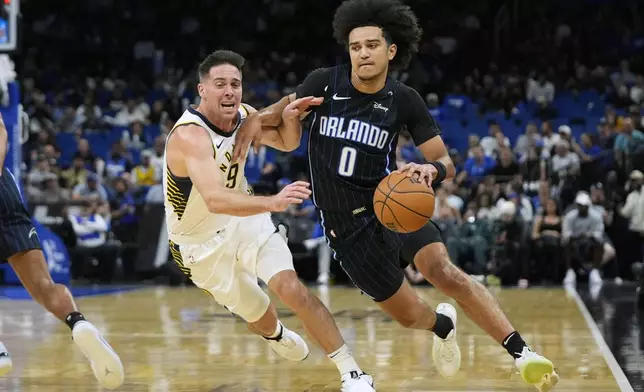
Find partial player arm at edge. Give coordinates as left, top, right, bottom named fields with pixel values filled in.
left=175, top=125, right=275, bottom=216
left=243, top=102, right=303, bottom=152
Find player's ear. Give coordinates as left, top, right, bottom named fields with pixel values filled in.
left=197, top=82, right=206, bottom=100
left=388, top=44, right=397, bottom=61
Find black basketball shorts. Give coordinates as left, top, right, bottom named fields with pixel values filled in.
left=0, top=168, right=41, bottom=262
left=320, top=208, right=443, bottom=302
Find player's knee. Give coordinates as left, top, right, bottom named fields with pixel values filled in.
left=415, top=243, right=469, bottom=293
left=268, top=271, right=311, bottom=311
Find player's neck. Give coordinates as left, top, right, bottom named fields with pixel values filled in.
left=195, top=105, right=236, bottom=132
left=350, top=71, right=387, bottom=94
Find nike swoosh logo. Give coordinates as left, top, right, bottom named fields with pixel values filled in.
left=503, top=332, right=515, bottom=346
left=28, top=228, right=37, bottom=239
left=216, top=139, right=224, bottom=149
left=332, top=93, right=351, bottom=101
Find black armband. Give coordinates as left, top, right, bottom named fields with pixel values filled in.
left=428, top=161, right=447, bottom=187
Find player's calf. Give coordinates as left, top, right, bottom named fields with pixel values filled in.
left=267, top=270, right=375, bottom=391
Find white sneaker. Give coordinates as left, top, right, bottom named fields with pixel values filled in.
left=518, top=279, right=529, bottom=288
left=264, top=322, right=309, bottom=361
left=432, top=303, right=461, bottom=379
left=589, top=269, right=603, bottom=286
left=0, top=342, right=13, bottom=377
left=563, top=269, right=576, bottom=286
left=341, top=371, right=375, bottom=392
left=72, top=321, right=124, bottom=390
left=515, top=347, right=560, bottom=391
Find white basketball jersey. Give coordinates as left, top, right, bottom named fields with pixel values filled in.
left=163, top=104, right=253, bottom=245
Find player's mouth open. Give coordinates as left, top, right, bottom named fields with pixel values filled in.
left=221, top=103, right=235, bottom=109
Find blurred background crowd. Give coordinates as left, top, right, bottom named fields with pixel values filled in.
left=13, top=0, right=644, bottom=288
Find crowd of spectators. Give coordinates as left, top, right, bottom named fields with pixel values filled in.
left=14, top=0, right=644, bottom=286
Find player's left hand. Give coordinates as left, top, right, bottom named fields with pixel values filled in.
left=396, top=162, right=436, bottom=187
left=282, top=96, right=324, bottom=121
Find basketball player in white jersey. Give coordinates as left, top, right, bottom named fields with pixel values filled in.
left=163, top=50, right=375, bottom=391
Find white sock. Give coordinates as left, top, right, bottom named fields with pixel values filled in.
left=328, top=344, right=361, bottom=376
left=266, top=320, right=282, bottom=339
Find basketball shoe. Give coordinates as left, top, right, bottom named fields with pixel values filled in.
left=0, top=342, right=12, bottom=376
left=515, top=347, right=560, bottom=391
left=341, top=371, right=375, bottom=392
left=263, top=322, right=309, bottom=361
left=432, top=303, right=461, bottom=378
left=72, top=321, right=124, bottom=389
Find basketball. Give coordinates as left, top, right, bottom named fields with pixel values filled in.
left=373, top=171, right=435, bottom=233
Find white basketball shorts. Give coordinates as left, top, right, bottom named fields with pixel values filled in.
left=178, top=213, right=294, bottom=322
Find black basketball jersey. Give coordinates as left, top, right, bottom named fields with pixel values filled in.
left=295, top=65, right=442, bottom=213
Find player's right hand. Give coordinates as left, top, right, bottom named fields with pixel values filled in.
left=270, top=181, right=312, bottom=212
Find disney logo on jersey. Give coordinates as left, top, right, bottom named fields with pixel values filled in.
left=319, top=116, right=390, bottom=149
left=373, top=102, right=389, bottom=113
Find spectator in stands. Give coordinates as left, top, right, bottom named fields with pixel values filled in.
left=589, top=184, right=618, bottom=279
left=68, top=200, right=118, bottom=283
left=531, top=198, right=563, bottom=282
left=526, top=73, right=555, bottom=105
left=109, top=178, right=138, bottom=279
left=245, top=145, right=280, bottom=194
left=489, top=200, right=529, bottom=287
left=74, top=138, right=99, bottom=172
left=144, top=136, right=166, bottom=182
left=26, top=155, right=53, bottom=199
left=620, top=170, right=644, bottom=240
left=514, top=122, right=540, bottom=158
left=480, top=123, right=509, bottom=157
left=445, top=207, right=492, bottom=279
left=76, top=95, right=103, bottom=130
left=631, top=75, right=643, bottom=105
left=71, top=172, right=109, bottom=202
left=111, top=98, right=148, bottom=127
left=456, top=145, right=496, bottom=187
left=491, top=147, right=519, bottom=185
left=61, top=155, right=90, bottom=189
left=540, top=121, right=560, bottom=157
left=520, top=147, right=542, bottom=197
left=38, top=174, right=70, bottom=203
left=130, top=151, right=157, bottom=192
left=104, top=142, right=133, bottom=181
left=121, top=121, right=147, bottom=151
left=614, top=117, right=644, bottom=173
left=562, top=192, right=604, bottom=286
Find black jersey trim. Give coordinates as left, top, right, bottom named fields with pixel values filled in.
left=187, top=106, right=240, bottom=138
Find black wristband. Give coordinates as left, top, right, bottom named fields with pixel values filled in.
left=428, top=161, right=447, bottom=187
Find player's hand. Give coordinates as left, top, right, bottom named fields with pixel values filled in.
left=233, top=114, right=263, bottom=163
left=282, top=96, right=324, bottom=122
left=270, top=181, right=312, bottom=212
left=396, top=162, right=436, bottom=187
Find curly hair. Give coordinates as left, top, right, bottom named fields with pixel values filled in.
left=332, top=0, right=423, bottom=70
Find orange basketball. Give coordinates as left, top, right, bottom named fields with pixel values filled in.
left=373, top=171, right=435, bottom=233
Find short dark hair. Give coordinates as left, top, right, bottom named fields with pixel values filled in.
left=332, top=0, right=422, bottom=70
left=198, top=50, right=245, bottom=80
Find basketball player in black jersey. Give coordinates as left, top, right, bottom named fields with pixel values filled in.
left=234, top=0, right=559, bottom=390
left=0, top=115, right=124, bottom=388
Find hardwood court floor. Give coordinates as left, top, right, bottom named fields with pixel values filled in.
left=0, top=286, right=627, bottom=391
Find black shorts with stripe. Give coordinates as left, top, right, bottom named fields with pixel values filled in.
left=0, top=168, right=41, bottom=262
left=321, top=207, right=443, bottom=302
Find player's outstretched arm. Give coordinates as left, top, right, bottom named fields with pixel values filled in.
left=174, top=125, right=310, bottom=215
left=241, top=98, right=321, bottom=153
